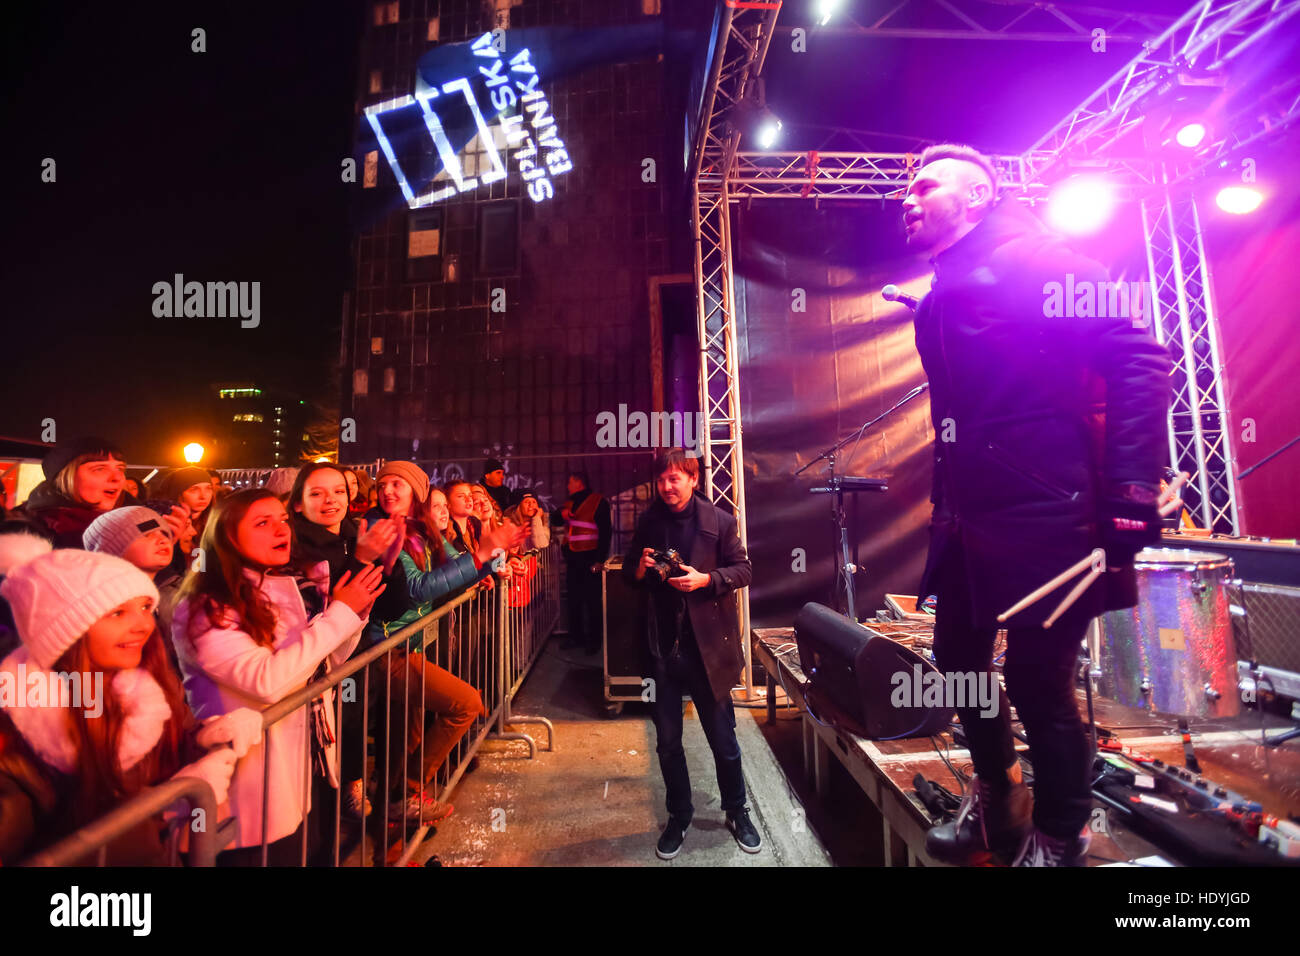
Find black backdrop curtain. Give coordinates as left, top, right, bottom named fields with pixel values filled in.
left=734, top=201, right=934, bottom=627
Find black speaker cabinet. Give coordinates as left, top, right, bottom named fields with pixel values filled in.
left=794, top=602, right=953, bottom=740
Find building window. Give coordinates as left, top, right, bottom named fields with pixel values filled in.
left=383, top=368, right=396, bottom=393
left=232, top=413, right=263, bottom=423
left=364, top=150, right=379, bottom=188
left=371, top=336, right=384, bottom=355
left=369, top=69, right=383, bottom=94
left=427, top=17, right=439, bottom=42
left=354, top=369, right=369, bottom=396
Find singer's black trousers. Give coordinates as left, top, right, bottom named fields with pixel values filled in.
left=930, top=541, right=1093, bottom=841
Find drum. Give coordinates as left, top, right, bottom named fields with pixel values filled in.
left=1094, top=548, right=1240, bottom=718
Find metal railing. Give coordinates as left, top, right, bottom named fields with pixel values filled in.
left=19, top=545, right=561, bottom=867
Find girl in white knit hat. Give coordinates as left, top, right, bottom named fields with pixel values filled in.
left=171, top=487, right=385, bottom=866
left=0, top=548, right=258, bottom=865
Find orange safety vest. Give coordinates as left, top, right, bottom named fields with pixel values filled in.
left=565, top=492, right=604, bottom=552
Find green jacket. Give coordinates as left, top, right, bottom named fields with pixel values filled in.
left=364, top=539, right=492, bottom=650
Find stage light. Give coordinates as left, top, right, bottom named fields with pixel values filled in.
left=757, top=115, right=782, bottom=149
left=1047, top=176, right=1117, bottom=236
left=1216, top=185, right=1263, bottom=215
left=183, top=443, right=205, bottom=464
left=1175, top=122, right=1207, bottom=148
left=313, top=456, right=332, bottom=463
left=816, top=0, right=847, bottom=25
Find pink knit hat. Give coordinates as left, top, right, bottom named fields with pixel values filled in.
left=0, top=550, right=160, bottom=669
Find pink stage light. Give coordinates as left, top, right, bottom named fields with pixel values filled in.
left=1047, top=176, right=1117, bottom=236
left=1216, top=186, right=1263, bottom=215
left=1175, top=122, right=1208, bottom=148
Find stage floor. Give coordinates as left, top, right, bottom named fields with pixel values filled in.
left=753, top=627, right=1300, bottom=866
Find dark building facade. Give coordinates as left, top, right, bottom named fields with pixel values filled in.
left=341, top=0, right=698, bottom=525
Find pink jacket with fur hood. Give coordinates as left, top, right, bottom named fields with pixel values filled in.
left=170, top=563, right=363, bottom=849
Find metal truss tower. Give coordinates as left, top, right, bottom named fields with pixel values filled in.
left=689, top=0, right=782, bottom=693
left=1141, top=176, right=1239, bottom=531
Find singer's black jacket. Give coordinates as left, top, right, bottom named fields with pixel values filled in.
left=914, top=199, right=1170, bottom=627
left=622, top=493, right=752, bottom=702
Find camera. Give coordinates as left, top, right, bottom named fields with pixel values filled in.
left=648, top=547, right=686, bottom=582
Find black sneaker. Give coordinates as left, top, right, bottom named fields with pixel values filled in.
left=655, top=815, right=691, bottom=860
left=726, top=807, right=762, bottom=854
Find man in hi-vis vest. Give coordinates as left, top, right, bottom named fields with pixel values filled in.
left=558, top=469, right=611, bottom=655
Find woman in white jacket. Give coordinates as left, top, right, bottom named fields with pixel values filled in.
left=171, top=488, right=384, bottom=866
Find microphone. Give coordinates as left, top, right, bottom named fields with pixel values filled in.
left=882, top=284, right=920, bottom=311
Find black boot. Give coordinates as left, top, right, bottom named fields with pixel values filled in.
left=925, top=775, right=1031, bottom=865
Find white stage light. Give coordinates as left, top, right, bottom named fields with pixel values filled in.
left=817, top=0, right=846, bottom=25
left=1047, top=176, right=1117, bottom=236
left=1216, top=186, right=1263, bottom=214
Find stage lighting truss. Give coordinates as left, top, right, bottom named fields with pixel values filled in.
left=690, top=0, right=782, bottom=694
left=1141, top=178, right=1240, bottom=533
left=729, top=151, right=1043, bottom=201
left=691, top=1, right=1293, bottom=633
left=1021, top=0, right=1300, bottom=187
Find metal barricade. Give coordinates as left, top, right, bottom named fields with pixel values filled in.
left=17, top=547, right=563, bottom=868
left=21, top=777, right=227, bottom=867
left=497, top=545, right=561, bottom=753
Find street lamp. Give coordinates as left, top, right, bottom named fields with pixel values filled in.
left=183, top=442, right=205, bottom=464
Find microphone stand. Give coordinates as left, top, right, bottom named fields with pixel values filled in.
left=797, top=383, right=930, bottom=621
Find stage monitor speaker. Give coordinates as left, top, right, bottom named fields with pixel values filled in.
left=793, top=602, right=953, bottom=740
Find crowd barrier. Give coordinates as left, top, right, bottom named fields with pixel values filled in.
left=21, top=545, right=561, bottom=867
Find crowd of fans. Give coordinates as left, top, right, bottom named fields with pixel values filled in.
left=0, top=437, right=566, bottom=865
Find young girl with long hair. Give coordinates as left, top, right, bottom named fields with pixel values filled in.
left=0, top=549, right=255, bottom=864
left=170, top=488, right=385, bottom=865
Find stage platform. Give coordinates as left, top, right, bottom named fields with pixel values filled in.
left=752, top=627, right=1300, bottom=867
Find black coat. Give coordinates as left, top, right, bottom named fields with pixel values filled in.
left=290, top=512, right=365, bottom=587
left=915, top=199, right=1171, bottom=628
left=622, top=494, right=752, bottom=702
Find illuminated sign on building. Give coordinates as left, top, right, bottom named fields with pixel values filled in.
left=365, top=32, right=573, bottom=209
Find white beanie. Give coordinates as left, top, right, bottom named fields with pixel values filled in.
left=0, top=550, right=160, bottom=669
left=83, top=506, right=173, bottom=557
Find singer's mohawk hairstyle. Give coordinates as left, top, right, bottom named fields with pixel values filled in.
left=917, top=144, right=998, bottom=198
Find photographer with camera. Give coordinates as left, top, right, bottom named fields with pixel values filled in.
left=622, top=449, right=757, bottom=860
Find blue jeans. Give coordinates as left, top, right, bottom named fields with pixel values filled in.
left=649, top=634, right=747, bottom=820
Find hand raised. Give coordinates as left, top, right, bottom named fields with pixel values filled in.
left=331, top=563, right=387, bottom=615
left=356, top=517, right=400, bottom=564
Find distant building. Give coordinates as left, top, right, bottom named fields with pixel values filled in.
left=211, top=384, right=309, bottom=468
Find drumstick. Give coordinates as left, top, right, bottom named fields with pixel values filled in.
left=1158, top=471, right=1189, bottom=507
left=1043, top=565, right=1103, bottom=628
left=1158, top=495, right=1183, bottom=518
left=997, top=549, right=1104, bottom=622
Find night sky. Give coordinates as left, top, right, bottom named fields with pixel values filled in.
left=1, top=0, right=1279, bottom=469
left=1, top=1, right=364, bottom=466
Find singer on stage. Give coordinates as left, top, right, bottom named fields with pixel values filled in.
left=902, top=144, right=1170, bottom=866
